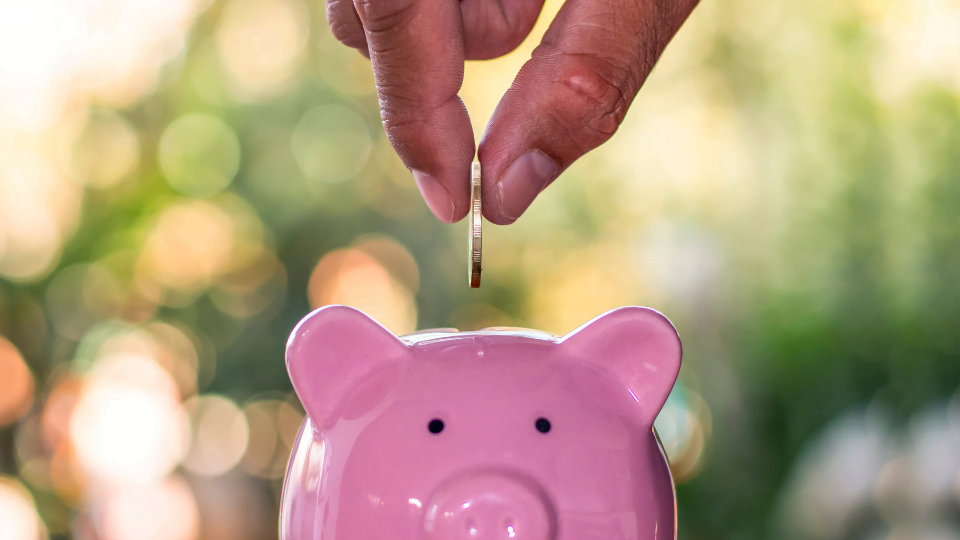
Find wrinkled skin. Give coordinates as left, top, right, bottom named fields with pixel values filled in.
left=326, top=0, right=700, bottom=224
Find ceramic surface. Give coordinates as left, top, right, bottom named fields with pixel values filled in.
left=280, top=305, right=682, bottom=540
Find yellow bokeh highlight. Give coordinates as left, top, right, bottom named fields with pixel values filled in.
left=72, top=108, right=140, bottom=189
left=138, top=200, right=235, bottom=295
left=182, top=395, right=249, bottom=476
left=216, top=0, right=309, bottom=101
left=241, top=398, right=303, bottom=479
left=308, top=237, right=419, bottom=335
left=526, top=244, right=642, bottom=335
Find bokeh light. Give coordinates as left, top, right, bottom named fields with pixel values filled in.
left=41, top=374, right=83, bottom=455
left=2, top=0, right=960, bottom=537
left=240, top=397, right=303, bottom=479
left=0, top=336, right=34, bottom=426
left=97, top=476, right=200, bottom=540
left=773, top=404, right=960, bottom=538
left=291, top=104, right=372, bottom=184
left=158, top=114, right=241, bottom=197
left=308, top=238, right=418, bottom=335
left=0, top=477, right=46, bottom=540
left=71, top=108, right=140, bottom=189
left=46, top=264, right=125, bottom=340
left=216, top=0, right=309, bottom=101
left=0, top=152, right=73, bottom=282
left=70, top=353, right=187, bottom=485
left=653, top=383, right=712, bottom=483
left=182, top=395, right=249, bottom=476
left=135, top=196, right=278, bottom=309
left=189, top=473, right=277, bottom=540
left=871, top=0, right=960, bottom=102
left=0, top=0, right=204, bottom=127
left=16, top=415, right=49, bottom=488
left=144, top=323, right=203, bottom=399
left=138, top=200, right=235, bottom=297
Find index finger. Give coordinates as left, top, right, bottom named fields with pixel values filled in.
left=354, top=0, right=475, bottom=223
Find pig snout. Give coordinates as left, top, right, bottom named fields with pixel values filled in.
left=423, top=473, right=555, bottom=540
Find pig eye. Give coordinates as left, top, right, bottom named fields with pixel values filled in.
left=535, top=417, right=551, bottom=433
left=428, top=418, right=445, bottom=434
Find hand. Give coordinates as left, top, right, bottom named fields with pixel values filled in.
left=327, top=0, right=699, bottom=224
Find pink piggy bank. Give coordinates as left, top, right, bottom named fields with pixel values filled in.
left=280, top=305, right=681, bottom=540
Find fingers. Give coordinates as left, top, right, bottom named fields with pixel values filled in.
left=458, top=0, right=546, bottom=59
left=478, top=0, right=699, bottom=224
left=325, top=0, right=546, bottom=222
left=351, top=0, right=475, bottom=222
left=327, top=0, right=545, bottom=60
left=326, top=0, right=367, bottom=56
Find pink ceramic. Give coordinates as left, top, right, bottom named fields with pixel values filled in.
left=280, top=305, right=681, bottom=540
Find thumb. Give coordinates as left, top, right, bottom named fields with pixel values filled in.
left=478, top=0, right=698, bottom=225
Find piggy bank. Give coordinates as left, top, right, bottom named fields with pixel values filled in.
left=280, top=305, right=681, bottom=540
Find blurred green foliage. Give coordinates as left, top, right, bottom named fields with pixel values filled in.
left=1, top=0, right=960, bottom=538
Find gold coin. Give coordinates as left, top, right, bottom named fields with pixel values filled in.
left=468, top=161, right=482, bottom=288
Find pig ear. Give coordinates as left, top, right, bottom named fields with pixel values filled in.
left=560, top=307, right=682, bottom=425
left=286, top=305, right=409, bottom=429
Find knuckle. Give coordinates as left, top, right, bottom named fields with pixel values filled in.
left=352, top=0, right=415, bottom=33
left=557, top=53, right=635, bottom=146
left=378, top=101, right=421, bottom=149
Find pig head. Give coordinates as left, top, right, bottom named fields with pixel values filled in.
left=280, top=305, right=681, bottom=540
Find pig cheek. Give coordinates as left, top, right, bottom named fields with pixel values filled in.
left=549, top=404, right=632, bottom=508
left=554, top=441, right=633, bottom=510
left=334, top=407, right=443, bottom=538
left=554, top=439, right=668, bottom=540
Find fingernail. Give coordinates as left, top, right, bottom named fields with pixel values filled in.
left=498, top=151, right=558, bottom=222
left=413, top=170, right=455, bottom=223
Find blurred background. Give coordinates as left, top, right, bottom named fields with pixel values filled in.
left=1, top=0, right=959, bottom=538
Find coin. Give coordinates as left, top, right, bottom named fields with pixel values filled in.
left=468, top=161, right=482, bottom=288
